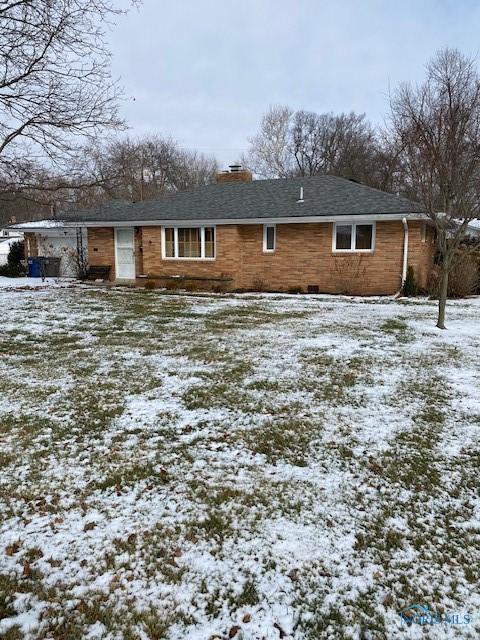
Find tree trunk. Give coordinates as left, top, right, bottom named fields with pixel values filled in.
left=436, top=267, right=449, bottom=329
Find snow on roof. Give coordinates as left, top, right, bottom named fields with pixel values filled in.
left=465, top=218, right=480, bottom=237
left=10, top=219, right=65, bottom=230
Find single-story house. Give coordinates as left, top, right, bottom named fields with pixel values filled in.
left=13, top=169, right=435, bottom=295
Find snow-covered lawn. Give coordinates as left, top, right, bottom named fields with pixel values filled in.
left=0, top=287, right=479, bottom=639
left=0, top=277, right=76, bottom=290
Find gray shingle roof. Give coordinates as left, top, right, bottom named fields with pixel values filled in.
left=61, top=175, right=423, bottom=224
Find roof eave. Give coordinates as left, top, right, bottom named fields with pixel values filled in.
left=30, top=212, right=428, bottom=229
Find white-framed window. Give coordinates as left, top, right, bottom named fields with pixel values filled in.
left=332, top=222, right=375, bottom=252
left=162, top=226, right=215, bottom=260
left=263, top=224, right=276, bottom=252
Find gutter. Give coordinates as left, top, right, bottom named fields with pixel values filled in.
left=11, top=212, right=429, bottom=231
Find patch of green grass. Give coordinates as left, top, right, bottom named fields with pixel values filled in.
left=0, top=451, right=14, bottom=468
left=246, top=378, right=283, bottom=392
left=299, top=353, right=375, bottom=405
left=0, top=574, right=18, bottom=620
left=378, top=371, right=449, bottom=491
left=38, top=599, right=172, bottom=640
left=204, top=305, right=310, bottom=333
left=381, top=317, right=414, bottom=343
left=242, top=418, right=322, bottom=466
left=88, top=461, right=170, bottom=492
left=233, top=579, right=259, bottom=608
left=182, top=361, right=253, bottom=411
left=55, top=380, right=125, bottom=437
left=0, top=413, right=61, bottom=444
left=187, top=509, right=233, bottom=543
left=300, top=601, right=349, bottom=640
left=131, top=609, right=171, bottom=640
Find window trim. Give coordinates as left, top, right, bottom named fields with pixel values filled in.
left=161, top=225, right=216, bottom=261
left=263, top=223, right=276, bottom=253
left=332, top=222, right=376, bottom=253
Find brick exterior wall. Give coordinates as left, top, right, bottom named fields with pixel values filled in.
left=406, top=222, right=435, bottom=290
left=134, top=228, right=143, bottom=277
left=85, top=220, right=434, bottom=295
left=236, top=220, right=434, bottom=294
left=87, top=227, right=115, bottom=280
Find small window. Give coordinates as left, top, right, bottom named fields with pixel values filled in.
left=263, top=224, right=276, bottom=252
left=333, top=223, right=374, bottom=252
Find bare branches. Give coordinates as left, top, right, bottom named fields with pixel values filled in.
left=389, top=47, right=480, bottom=327
left=390, top=48, right=480, bottom=226
left=84, top=135, right=218, bottom=204
left=243, top=105, right=390, bottom=188
left=0, top=133, right=219, bottom=223
left=243, top=106, right=293, bottom=179
left=0, top=0, right=137, bottom=179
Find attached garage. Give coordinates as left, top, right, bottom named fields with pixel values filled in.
left=18, top=223, right=87, bottom=278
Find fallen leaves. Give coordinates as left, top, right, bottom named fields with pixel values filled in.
left=5, top=542, right=20, bottom=556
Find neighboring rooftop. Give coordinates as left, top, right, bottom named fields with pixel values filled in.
left=8, top=219, right=66, bottom=229
left=11, top=175, right=424, bottom=227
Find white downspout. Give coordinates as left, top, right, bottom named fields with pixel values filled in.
left=401, top=217, right=409, bottom=287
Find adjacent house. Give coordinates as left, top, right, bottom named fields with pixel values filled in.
left=13, top=169, right=435, bottom=295
left=13, top=222, right=87, bottom=278
left=0, top=226, right=23, bottom=267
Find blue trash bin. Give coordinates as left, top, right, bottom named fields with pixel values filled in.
left=27, top=257, right=42, bottom=278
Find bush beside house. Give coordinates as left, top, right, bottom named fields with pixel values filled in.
left=428, top=250, right=480, bottom=298
left=0, top=241, right=25, bottom=277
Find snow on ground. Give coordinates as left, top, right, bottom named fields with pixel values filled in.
left=0, top=277, right=77, bottom=290
left=0, top=287, right=479, bottom=639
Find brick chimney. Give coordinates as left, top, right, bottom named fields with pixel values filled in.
left=216, top=164, right=252, bottom=184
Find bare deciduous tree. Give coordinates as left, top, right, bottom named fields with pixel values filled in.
left=0, top=0, right=138, bottom=188
left=173, top=149, right=219, bottom=192
left=0, top=134, right=218, bottom=223
left=78, top=136, right=218, bottom=205
left=243, top=105, right=392, bottom=187
left=390, top=47, right=480, bottom=328
left=291, top=110, right=376, bottom=179
left=242, top=105, right=294, bottom=178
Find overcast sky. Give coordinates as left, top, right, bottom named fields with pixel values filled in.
left=108, top=0, right=480, bottom=167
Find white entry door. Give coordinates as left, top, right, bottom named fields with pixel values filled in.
left=115, top=228, right=135, bottom=279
